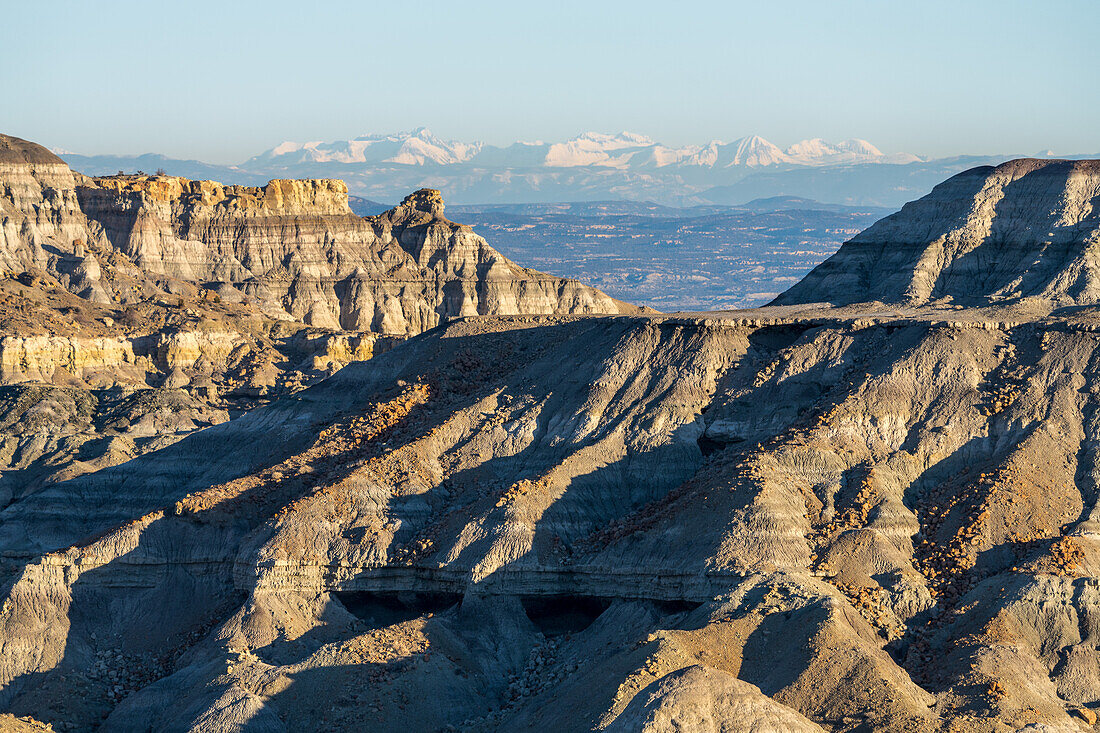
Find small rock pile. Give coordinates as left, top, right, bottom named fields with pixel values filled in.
left=84, top=647, right=169, bottom=704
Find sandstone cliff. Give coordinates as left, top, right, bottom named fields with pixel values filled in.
left=76, top=177, right=629, bottom=333
left=0, top=132, right=634, bottom=512
left=775, top=158, right=1100, bottom=307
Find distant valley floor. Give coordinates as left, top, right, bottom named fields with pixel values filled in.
left=394, top=199, right=892, bottom=311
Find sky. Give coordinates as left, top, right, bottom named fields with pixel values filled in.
left=2, top=0, right=1098, bottom=164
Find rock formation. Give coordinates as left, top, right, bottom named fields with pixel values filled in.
left=775, top=158, right=1100, bottom=307
left=0, top=132, right=633, bottom=512
left=2, top=131, right=630, bottom=338
left=76, top=175, right=629, bottom=333
left=8, top=151, right=1100, bottom=731
left=0, top=135, right=113, bottom=304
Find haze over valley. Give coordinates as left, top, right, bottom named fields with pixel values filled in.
left=440, top=199, right=889, bottom=310
left=57, top=127, right=1087, bottom=209
left=60, top=128, right=1066, bottom=312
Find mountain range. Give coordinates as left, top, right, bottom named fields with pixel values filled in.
left=57, top=128, right=1094, bottom=209
left=241, top=128, right=921, bottom=169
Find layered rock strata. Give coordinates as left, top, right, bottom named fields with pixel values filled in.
left=3, top=301, right=1100, bottom=730
left=0, top=319, right=390, bottom=505
left=0, top=132, right=631, bottom=515
left=76, top=178, right=630, bottom=333
left=12, top=141, right=1100, bottom=730
left=0, top=135, right=113, bottom=303
left=2, top=132, right=629, bottom=337
left=775, top=158, right=1100, bottom=307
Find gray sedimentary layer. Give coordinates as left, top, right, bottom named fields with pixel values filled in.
left=775, top=158, right=1100, bottom=307
left=7, top=141, right=1100, bottom=731
left=74, top=177, right=628, bottom=334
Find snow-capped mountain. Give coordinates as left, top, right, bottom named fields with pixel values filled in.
left=249, top=130, right=917, bottom=171
left=62, top=130, right=968, bottom=208
left=245, top=127, right=483, bottom=167
left=542, top=131, right=658, bottom=168
left=784, top=138, right=919, bottom=166
left=721, top=135, right=792, bottom=167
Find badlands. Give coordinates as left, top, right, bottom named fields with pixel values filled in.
left=2, top=133, right=1100, bottom=731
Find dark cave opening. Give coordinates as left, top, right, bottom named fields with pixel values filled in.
left=520, top=595, right=613, bottom=636
left=334, top=591, right=463, bottom=628
left=697, top=434, right=726, bottom=457
left=651, top=598, right=705, bottom=615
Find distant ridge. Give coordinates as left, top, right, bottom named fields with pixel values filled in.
left=54, top=130, right=937, bottom=208
left=56, top=131, right=1100, bottom=209
left=773, top=158, right=1100, bottom=307
left=248, top=129, right=921, bottom=170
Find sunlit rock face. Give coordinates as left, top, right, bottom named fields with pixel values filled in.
left=0, top=135, right=115, bottom=303
left=0, top=132, right=632, bottom=533
left=14, top=139, right=1100, bottom=731
left=76, top=177, right=628, bottom=333
left=775, top=159, right=1100, bottom=307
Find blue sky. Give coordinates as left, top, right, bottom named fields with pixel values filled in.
left=3, top=0, right=1097, bottom=163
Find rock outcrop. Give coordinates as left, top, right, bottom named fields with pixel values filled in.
left=0, top=135, right=113, bottom=303
left=775, top=158, right=1100, bottom=307
left=0, top=132, right=634, bottom=514
left=76, top=176, right=629, bottom=333
left=13, top=147, right=1100, bottom=730
left=606, top=666, right=824, bottom=732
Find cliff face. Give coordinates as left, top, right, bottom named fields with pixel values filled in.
left=774, top=159, right=1100, bottom=307
left=0, top=135, right=113, bottom=302
left=76, top=177, right=625, bottom=333
left=0, top=132, right=631, bottom=512
left=6, top=310, right=1100, bottom=731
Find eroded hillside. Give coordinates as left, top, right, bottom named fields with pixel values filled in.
left=6, top=144, right=1100, bottom=731
left=0, top=133, right=631, bottom=511
left=3, top=300, right=1100, bottom=730
left=776, top=159, right=1100, bottom=308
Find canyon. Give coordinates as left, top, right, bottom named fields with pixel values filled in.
left=3, top=135, right=1100, bottom=732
